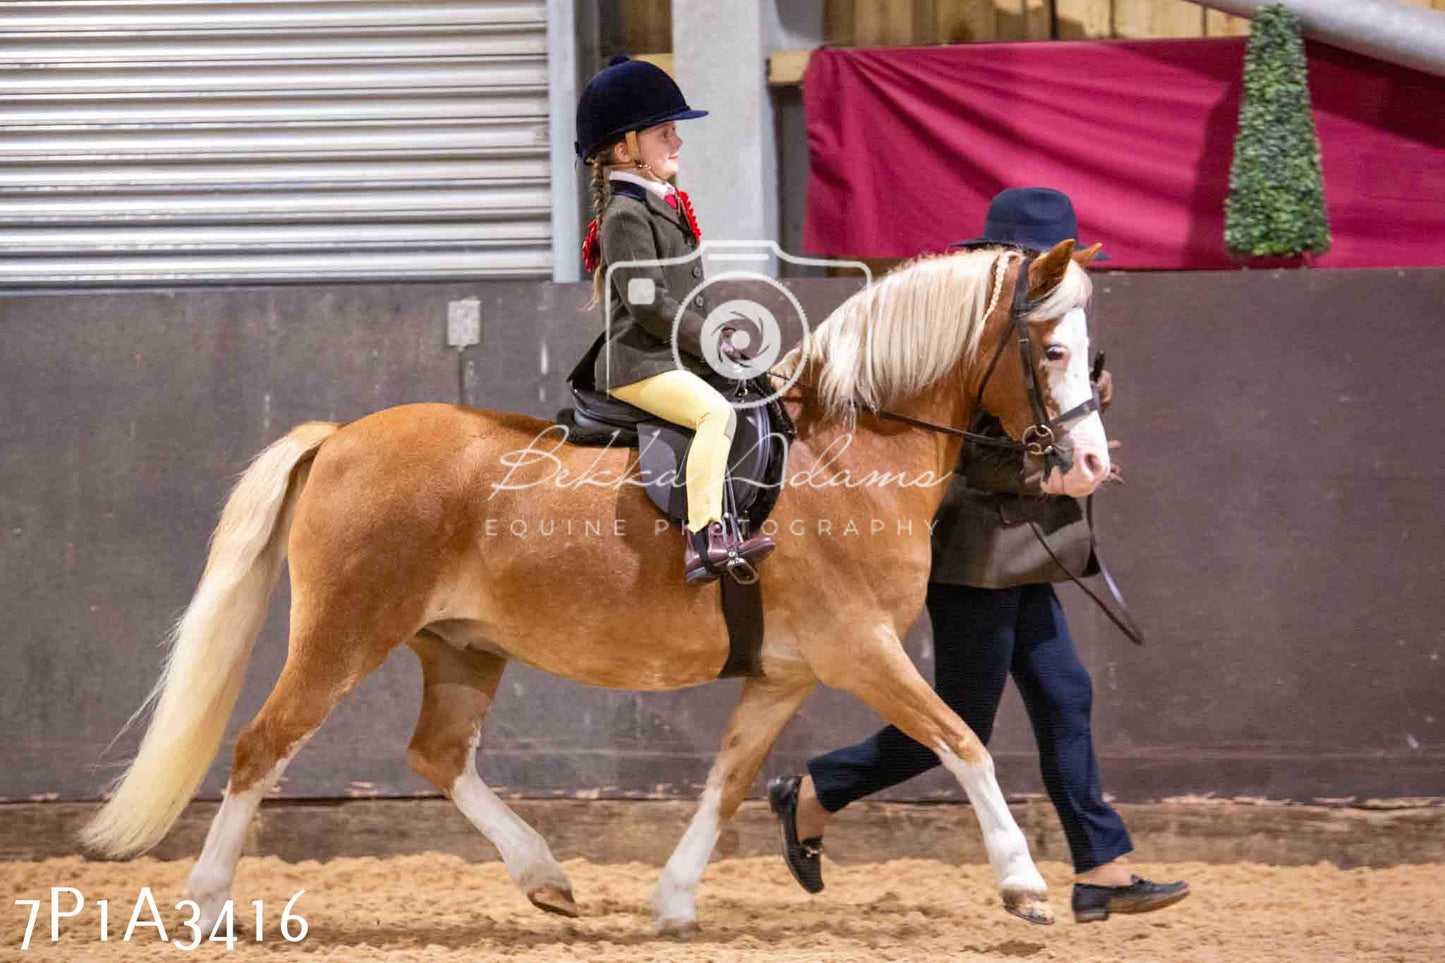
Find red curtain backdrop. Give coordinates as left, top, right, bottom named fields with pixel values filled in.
left=802, top=38, right=1445, bottom=269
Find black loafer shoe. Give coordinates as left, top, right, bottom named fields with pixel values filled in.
left=1072, top=875, right=1190, bottom=922
left=767, top=775, right=824, bottom=894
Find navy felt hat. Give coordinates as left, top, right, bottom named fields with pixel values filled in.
left=950, top=187, right=1109, bottom=260
left=574, top=56, right=708, bottom=161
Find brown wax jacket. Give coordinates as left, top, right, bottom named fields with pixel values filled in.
left=593, top=188, right=715, bottom=390
left=929, top=415, right=1098, bottom=588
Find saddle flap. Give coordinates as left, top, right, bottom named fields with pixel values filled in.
left=638, top=423, right=692, bottom=520
left=559, top=373, right=789, bottom=528
left=634, top=399, right=778, bottom=525
left=726, top=403, right=772, bottom=495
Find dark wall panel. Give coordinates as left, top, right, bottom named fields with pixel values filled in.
left=1, top=268, right=1440, bottom=808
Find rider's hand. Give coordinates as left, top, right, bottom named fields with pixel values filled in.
left=1093, top=368, right=1113, bottom=413
left=719, top=327, right=749, bottom=363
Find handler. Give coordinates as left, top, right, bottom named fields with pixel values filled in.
left=571, top=55, right=774, bottom=585
left=768, top=188, right=1190, bottom=924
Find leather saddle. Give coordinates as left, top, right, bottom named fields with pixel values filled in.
left=555, top=335, right=793, bottom=679
left=555, top=335, right=794, bottom=534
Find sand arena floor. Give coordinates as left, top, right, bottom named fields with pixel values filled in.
left=3, top=854, right=1442, bottom=962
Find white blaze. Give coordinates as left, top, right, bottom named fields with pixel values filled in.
left=1040, top=307, right=1108, bottom=496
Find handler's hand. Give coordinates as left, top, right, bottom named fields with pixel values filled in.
left=1093, top=368, right=1113, bottom=413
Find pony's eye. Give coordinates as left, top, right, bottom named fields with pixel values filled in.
left=1044, top=345, right=1066, bottom=362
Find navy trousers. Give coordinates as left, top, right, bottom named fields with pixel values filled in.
left=807, top=581, right=1133, bottom=873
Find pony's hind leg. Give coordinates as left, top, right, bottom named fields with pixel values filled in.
left=652, top=671, right=815, bottom=932
left=186, top=612, right=398, bottom=930
left=806, top=622, right=1053, bottom=925
left=406, top=633, right=576, bottom=916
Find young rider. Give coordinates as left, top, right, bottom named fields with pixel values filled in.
left=572, top=56, right=774, bottom=585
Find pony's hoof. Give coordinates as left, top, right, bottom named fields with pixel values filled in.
left=650, top=882, right=697, bottom=934
left=654, top=914, right=699, bottom=937
left=527, top=884, right=579, bottom=918
left=1003, top=893, right=1055, bottom=926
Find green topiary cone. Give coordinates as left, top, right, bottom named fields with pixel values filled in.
left=1224, top=4, right=1332, bottom=259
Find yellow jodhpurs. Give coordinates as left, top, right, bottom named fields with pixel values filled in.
left=609, top=370, right=737, bottom=533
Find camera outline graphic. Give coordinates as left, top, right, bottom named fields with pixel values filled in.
left=603, top=240, right=873, bottom=409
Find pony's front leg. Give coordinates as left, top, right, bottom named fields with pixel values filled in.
left=806, top=622, right=1052, bottom=925
left=652, top=672, right=814, bottom=932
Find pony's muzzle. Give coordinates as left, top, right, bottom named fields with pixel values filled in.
left=1064, top=447, right=1109, bottom=495
left=1041, top=445, right=1108, bottom=497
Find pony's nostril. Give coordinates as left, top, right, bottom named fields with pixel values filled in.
left=1083, top=452, right=1104, bottom=478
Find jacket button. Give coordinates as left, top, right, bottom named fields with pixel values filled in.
left=693, top=295, right=705, bottom=307
left=691, top=266, right=702, bottom=278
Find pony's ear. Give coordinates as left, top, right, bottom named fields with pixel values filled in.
left=1072, top=242, right=1103, bottom=267
left=1027, top=239, right=1076, bottom=299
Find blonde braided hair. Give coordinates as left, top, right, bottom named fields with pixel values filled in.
left=585, top=136, right=665, bottom=309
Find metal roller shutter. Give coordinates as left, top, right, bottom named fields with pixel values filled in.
left=0, top=0, right=555, bottom=286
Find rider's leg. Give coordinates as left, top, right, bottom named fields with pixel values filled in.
left=610, top=370, right=774, bottom=581
left=608, top=369, right=734, bottom=531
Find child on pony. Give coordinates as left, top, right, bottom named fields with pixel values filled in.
left=572, top=56, right=774, bottom=585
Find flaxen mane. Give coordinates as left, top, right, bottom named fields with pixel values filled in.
left=778, top=248, right=1092, bottom=419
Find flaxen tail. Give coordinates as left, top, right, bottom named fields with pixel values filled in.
left=80, top=421, right=339, bottom=857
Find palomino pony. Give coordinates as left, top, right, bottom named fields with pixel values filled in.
left=82, top=240, right=1109, bottom=932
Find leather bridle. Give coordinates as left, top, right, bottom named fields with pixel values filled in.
left=960, top=253, right=1101, bottom=478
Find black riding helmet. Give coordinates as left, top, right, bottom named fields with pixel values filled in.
left=574, top=55, right=708, bottom=161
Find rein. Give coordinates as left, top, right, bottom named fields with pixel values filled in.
left=763, top=368, right=1018, bottom=448
left=1027, top=499, right=1146, bottom=647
